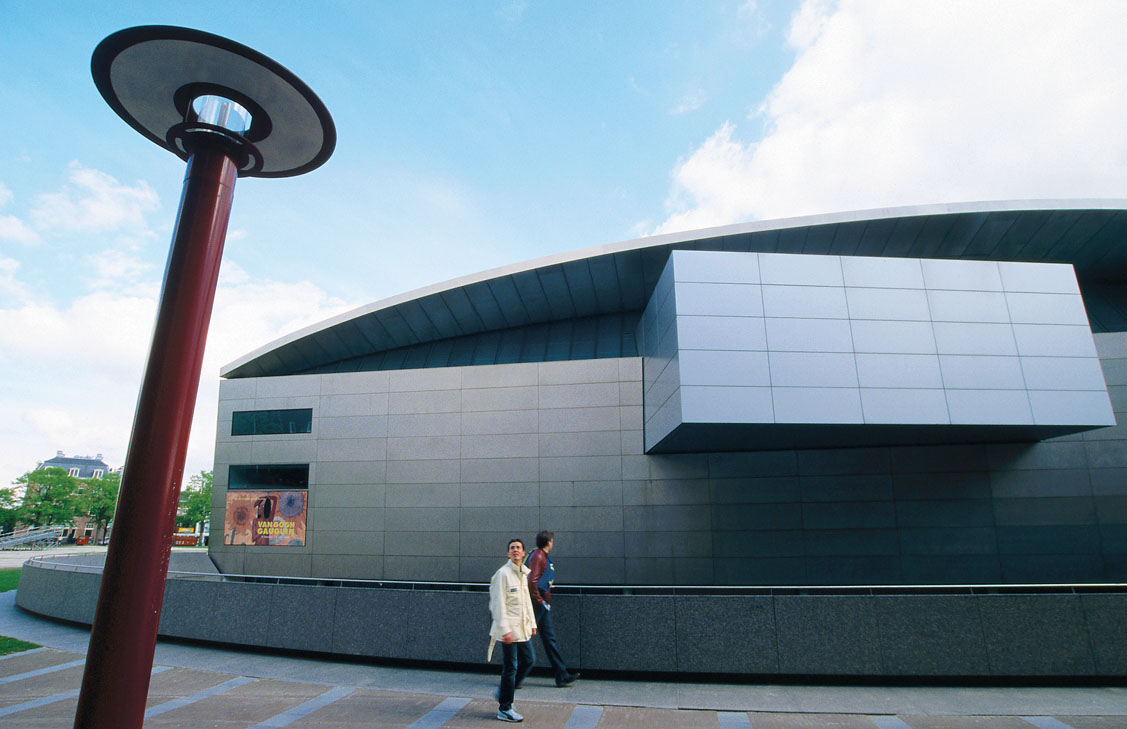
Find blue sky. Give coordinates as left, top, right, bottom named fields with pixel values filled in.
left=3, top=1, right=1127, bottom=488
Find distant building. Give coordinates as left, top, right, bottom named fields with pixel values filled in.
left=37, top=451, right=110, bottom=480
left=34, top=451, right=115, bottom=543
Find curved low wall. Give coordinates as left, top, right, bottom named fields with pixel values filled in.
left=15, top=554, right=1127, bottom=679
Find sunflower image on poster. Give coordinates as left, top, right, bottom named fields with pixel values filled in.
left=224, top=491, right=307, bottom=546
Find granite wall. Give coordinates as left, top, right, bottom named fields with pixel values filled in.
left=16, top=556, right=1126, bottom=678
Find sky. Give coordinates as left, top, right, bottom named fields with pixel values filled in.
left=3, top=0, right=1127, bottom=490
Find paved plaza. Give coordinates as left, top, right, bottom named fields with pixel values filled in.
left=1, top=553, right=1125, bottom=728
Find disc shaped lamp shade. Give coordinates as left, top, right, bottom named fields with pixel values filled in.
left=92, top=25, right=335, bottom=177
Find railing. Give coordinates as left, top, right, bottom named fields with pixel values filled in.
left=0, top=526, right=64, bottom=550
left=24, top=554, right=223, bottom=581
left=22, top=555, right=1127, bottom=596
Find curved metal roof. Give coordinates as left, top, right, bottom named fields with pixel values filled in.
left=223, top=199, right=1127, bottom=379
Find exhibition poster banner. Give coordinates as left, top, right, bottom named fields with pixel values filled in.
left=224, top=490, right=307, bottom=546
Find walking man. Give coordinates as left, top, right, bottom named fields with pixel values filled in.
left=488, top=538, right=536, bottom=722
left=526, top=530, right=580, bottom=687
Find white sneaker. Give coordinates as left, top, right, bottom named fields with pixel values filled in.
left=497, top=708, right=524, bottom=722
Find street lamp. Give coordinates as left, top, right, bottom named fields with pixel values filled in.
left=77, top=26, right=334, bottom=729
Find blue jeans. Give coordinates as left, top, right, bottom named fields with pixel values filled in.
left=536, top=603, right=570, bottom=681
left=498, top=640, right=534, bottom=710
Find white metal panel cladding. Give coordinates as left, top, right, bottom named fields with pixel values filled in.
left=639, top=250, right=1115, bottom=452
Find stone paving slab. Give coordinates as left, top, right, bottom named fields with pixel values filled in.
left=0, top=662, right=86, bottom=697
left=746, top=713, right=882, bottom=728
left=447, top=698, right=580, bottom=728
left=443, top=698, right=548, bottom=728
left=1047, top=718, right=1127, bottom=729
left=0, top=648, right=75, bottom=679
left=286, top=689, right=448, bottom=729
left=0, top=650, right=1125, bottom=729
left=597, top=704, right=720, bottom=728
left=143, top=678, right=332, bottom=727
left=896, top=717, right=1036, bottom=729
left=2, top=693, right=80, bottom=724
left=144, top=667, right=245, bottom=704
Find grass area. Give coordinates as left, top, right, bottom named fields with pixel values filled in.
left=0, top=567, right=41, bottom=655
left=0, top=567, right=20, bottom=593
left=0, top=635, right=39, bottom=656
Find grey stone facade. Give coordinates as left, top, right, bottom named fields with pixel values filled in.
left=209, top=206, right=1127, bottom=590
left=209, top=331, right=1127, bottom=587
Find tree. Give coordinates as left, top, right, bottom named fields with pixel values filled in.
left=178, top=470, right=212, bottom=528
left=81, top=472, right=121, bottom=538
left=15, top=467, right=81, bottom=527
left=0, top=488, right=23, bottom=533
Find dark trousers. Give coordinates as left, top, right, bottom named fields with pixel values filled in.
left=535, top=603, right=570, bottom=681
left=498, top=640, right=534, bottom=710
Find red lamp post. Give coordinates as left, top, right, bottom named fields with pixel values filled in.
left=77, top=26, right=334, bottom=729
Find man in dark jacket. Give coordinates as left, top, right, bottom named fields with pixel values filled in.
left=525, top=530, right=579, bottom=687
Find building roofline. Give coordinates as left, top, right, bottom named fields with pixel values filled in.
left=222, top=199, right=1127, bottom=378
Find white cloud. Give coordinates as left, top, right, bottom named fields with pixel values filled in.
left=0, top=291, right=156, bottom=377
left=183, top=266, right=354, bottom=477
left=86, top=249, right=155, bottom=288
left=23, top=408, right=77, bottom=441
left=627, top=76, right=649, bottom=96
left=670, top=88, right=708, bottom=116
left=0, top=251, right=355, bottom=489
left=206, top=266, right=354, bottom=369
left=497, top=0, right=528, bottom=26
left=732, top=0, right=771, bottom=41
left=31, top=162, right=159, bottom=233
left=0, top=255, right=32, bottom=304
left=738, top=0, right=759, bottom=19
left=656, top=0, right=1127, bottom=233
left=0, top=184, right=39, bottom=244
left=786, top=0, right=834, bottom=50
left=0, top=214, right=39, bottom=244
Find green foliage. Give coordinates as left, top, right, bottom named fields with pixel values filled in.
left=0, top=568, right=21, bottom=592
left=81, top=472, right=120, bottom=536
left=177, top=470, right=213, bottom=528
left=15, top=468, right=80, bottom=527
left=0, top=635, right=41, bottom=656
left=0, top=488, right=22, bottom=533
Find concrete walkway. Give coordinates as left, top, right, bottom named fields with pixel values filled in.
left=0, top=544, right=201, bottom=569
left=1, top=558, right=1125, bottom=727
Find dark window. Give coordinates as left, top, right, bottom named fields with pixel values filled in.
left=472, top=331, right=501, bottom=365
left=297, top=312, right=643, bottom=374
left=228, top=464, right=309, bottom=490
left=231, top=408, right=312, bottom=436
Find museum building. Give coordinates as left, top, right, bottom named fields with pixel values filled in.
left=209, top=200, right=1127, bottom=588
left=22, top=200, right=1127, bottom=678
left=137, top=200, right=1127, bottom=678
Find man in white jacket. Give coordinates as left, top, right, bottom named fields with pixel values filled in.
left=488, top=538, right=537, bottom=722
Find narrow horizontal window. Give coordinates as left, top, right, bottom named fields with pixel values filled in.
left=228, top=464, right=309, bottom=490
left=232, top=408, right=312, bottom=436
